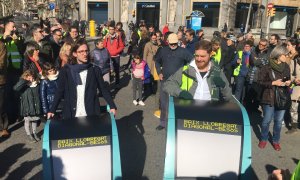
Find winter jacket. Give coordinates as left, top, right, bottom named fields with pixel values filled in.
left=103, top=34, right=125, bottom=57
left=143, top=41, right=159, bottom=76
left=49, top=64, right=117, bottom=120
left=49, top=37, right=63, bottom=63
left=25, top=38, right=53, bottom=64
left=0, top=41, right=7, bottom=86
left=23, top=55, right=43, bottom=76
left=0, top=35, right=24, bottom=71
left=290, top=54, right=300, bottom=101
left=155, top=46, right=194, bottom=81
left=90, top=47, right=112, bottom=75
left=40, top=73, right=59, bottom=114
left=63, top=35, right=82, bottom=45
left=258, top=63, right=290, bottom=106
left=131, top=60, right=151, bottom=84
left=249, top=47, right=269, bottom=83
left=138, top=37, right=149, bottom=58
left=14, top=79, right=41, bottom=116
left=163, top=60, right=233, bottom=102
left=231, top=51, right=254, bottom=77
left=186, top=38, right=198, bottom=55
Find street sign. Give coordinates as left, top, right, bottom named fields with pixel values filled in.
left=267, top=3, right=274, bottom=9
left=49, top=3, right=55, bottom=10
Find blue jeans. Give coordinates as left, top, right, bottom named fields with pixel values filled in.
left=234, top=76, right=246, bottom=102
left=261, top=105, right=285, bottom=143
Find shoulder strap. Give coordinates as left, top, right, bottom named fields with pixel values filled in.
left=292, top=59, right=297, bottom=76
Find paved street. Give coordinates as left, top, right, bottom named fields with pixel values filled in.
left=0, top=55, right=300, bottom=180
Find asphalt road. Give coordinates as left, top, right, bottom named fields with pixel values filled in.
left=0, top=54, right=299, bottom=180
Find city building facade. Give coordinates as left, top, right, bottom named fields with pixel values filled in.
left=78, top=0, right=299, bottom=36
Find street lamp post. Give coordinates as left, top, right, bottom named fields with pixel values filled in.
left=259, top=5, right=265, bottom=38
left=75, top=2, right=79, bottom=21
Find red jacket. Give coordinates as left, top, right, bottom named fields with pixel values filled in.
left=103, top=34, right=125, bottom=57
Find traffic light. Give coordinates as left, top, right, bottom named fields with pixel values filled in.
left=270, top=8, right=276, bottom=17
left=267, top=8, right=276, bottom=17
left=132, top=10, right=136, bottom=17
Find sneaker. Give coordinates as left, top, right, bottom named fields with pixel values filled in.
left=272, top=143, right=281, bottom=151
left=156, top=125, right=165, bottom=131
left=154, top=110, right=161, bottom=118
left=133, top=100, right=138, bottom=106
left=33, top=133, right=40, bottom=141
left=28, top=135, right=37, bottom=143
left=285, top=128, right=298, bottom=134
left=138, top=101, right=145, bottom=106
left=258, top=141, right=267, bottom=149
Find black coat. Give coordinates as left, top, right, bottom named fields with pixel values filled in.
left=40, top=78, right=58, bottom=114
left=49, top=64, right=117, bottom=119
left=23, top=55, right=42, bottom=76
left=13, top=79, right=41, bottom=117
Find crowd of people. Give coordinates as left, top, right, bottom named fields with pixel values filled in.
left=0, top=17, right=299, bottom=154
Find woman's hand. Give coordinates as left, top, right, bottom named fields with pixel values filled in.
left=110, top=109, right=117, bottom=117
left=47, top=112, right=54, bottom=119
left=284, top=80, right=291, bottom=86
left=295, top=78, right=300, bottom=85
left=272, top=79, right=283, bottom=86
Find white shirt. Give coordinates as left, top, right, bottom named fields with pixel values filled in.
left=75, top=70, right=88, bottom=117
left=190, top=60, right=211, bottom=100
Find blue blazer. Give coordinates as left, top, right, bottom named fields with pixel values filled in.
left=50, top=64, right=116, bottom=119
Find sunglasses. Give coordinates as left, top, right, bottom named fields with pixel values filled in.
left=259, top=43, right=267, bottom=47
left=169, top=43, right=177, bottom=46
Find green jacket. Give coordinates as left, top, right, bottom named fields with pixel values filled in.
left=163, top=60, right=233, bottom=102
left=13, top=78, right=41, bottom=117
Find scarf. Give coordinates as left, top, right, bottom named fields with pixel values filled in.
left=243, top=51, right=251, bottom=67
left=48, top=72, right=59, bottom=81
left=66, top=63, right=90, bottom=85
left=269, top=58, right=285, bottom=73
left=29, top=56, right=42, bottom=73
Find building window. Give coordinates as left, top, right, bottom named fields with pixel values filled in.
left=235, top=3, right=258, bottom=29
left=270, top=11, right=287, bottom=30
left=192, top=2, right=220, bottom=27
left=270, top=6, right=297, bottom=32
left=88, top=2, right=108, bottom=25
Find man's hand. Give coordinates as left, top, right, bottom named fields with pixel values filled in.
left=272, top=79, right=283, bottom=86
left=237, top=59, right=242, bottom=64
left=47, top=112, right=54, bottom=119
left=159, top=74, right=163, bottom=81
left=179, top=90, right=193, bottom=100
left=110, top=108, right=117, bottom=117
left=268, top=169, right=291, bottom=180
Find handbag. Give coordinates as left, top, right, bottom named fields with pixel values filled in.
left=274, top=86, right=291, bottom=110
left=272, top=70, right=291, bottom=110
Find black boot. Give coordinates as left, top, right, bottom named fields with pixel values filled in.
left=28, top=134, right=37, bottom=143
left=33, top=133, right=40, bottom=141
left=286, top=123, right=298, bottom=134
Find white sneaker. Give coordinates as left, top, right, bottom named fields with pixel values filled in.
left=138, top=101, right=145, bottom=106
left=133, top=100, right=138, bottom=106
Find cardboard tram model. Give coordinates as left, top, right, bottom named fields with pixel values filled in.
left=42, top=110, right=122, bottom=180
left=164, top=97, right=252, bottom=180
left=42, top=97, right=251, bottom=180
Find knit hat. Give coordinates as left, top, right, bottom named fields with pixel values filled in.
left=168, top=33, right=178, bottom=44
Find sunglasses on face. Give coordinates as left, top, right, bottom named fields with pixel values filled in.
left=259, top=43, right=267, bottom=47
left=169, top=43, right=177, bottom=46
